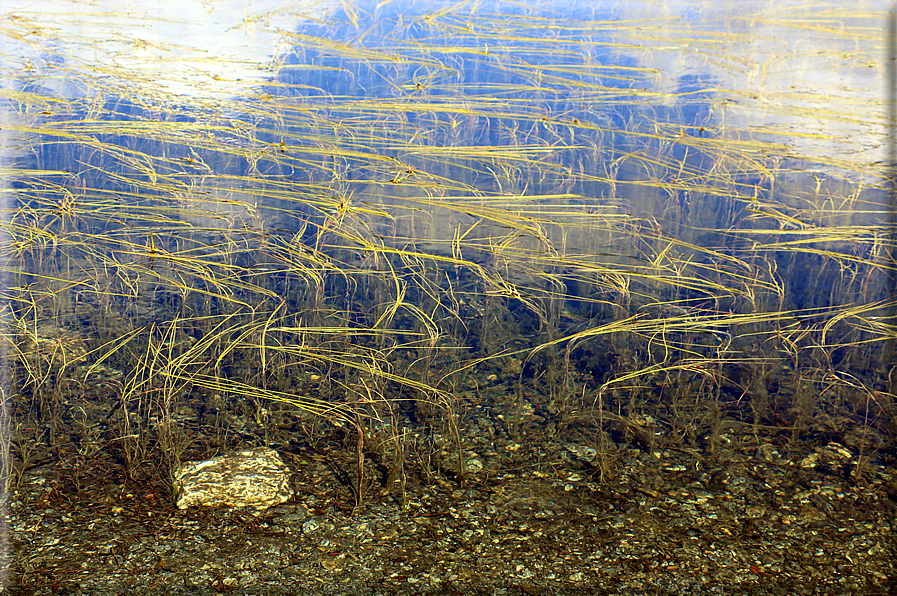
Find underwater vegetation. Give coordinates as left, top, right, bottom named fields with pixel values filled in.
left=0, top=0, right=893, bottom=501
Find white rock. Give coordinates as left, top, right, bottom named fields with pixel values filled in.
left=175, top=447, right=293, bottom=510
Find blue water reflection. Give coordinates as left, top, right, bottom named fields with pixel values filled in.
left=0, top=0, right=891, bottom=504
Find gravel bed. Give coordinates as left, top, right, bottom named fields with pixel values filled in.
left=4, top=421, right=895, bottom=595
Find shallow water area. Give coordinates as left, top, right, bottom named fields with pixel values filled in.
left=0, top=0, right=895, bottom=594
